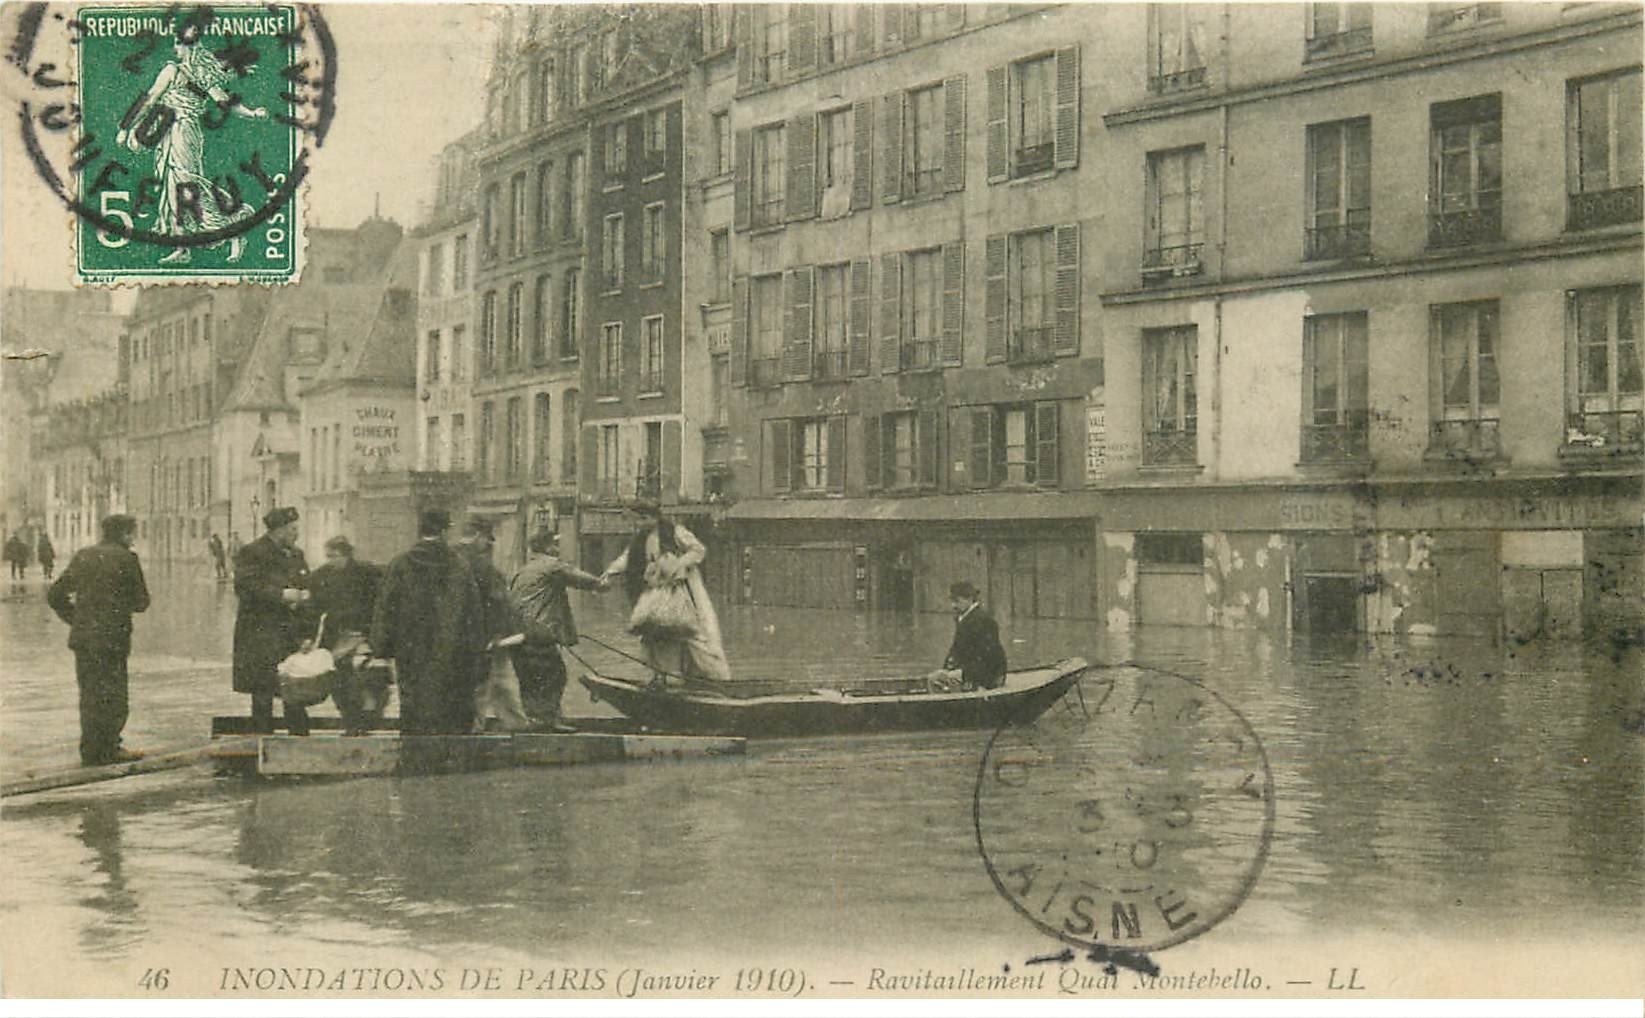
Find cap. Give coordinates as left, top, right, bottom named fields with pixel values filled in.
left=263, top=506, right=299, bottom=530
left=949, top=580, right=980, bottom=600
left=418, top=508, right=451, bottom=536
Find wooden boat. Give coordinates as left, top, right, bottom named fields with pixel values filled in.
left=579, top=657, right=1090, bottom=737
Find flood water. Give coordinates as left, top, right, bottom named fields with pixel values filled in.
left=2, top=564, right=1642, bottom=991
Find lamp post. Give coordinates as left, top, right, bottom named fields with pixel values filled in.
left=250, top=495, right=261, bottom=535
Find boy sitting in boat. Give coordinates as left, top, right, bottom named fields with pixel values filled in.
left=927, top=581, right=1007, bottom=693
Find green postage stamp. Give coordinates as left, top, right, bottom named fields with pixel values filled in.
left=60, top=5, right=329, bottom=284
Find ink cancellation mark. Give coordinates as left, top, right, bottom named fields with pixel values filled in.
left=973, top=665, right=1275, bottom=955
left=9, top=2, right=337, bottom=284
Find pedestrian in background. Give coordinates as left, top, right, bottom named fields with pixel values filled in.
left=3, top=533, right=28, bottom=580
left=509, top=526, right=608, bottom=730
left=456, top=517, right=530, bottom=732
left=232, top=507, right=312, bottom=734
left=47, top=514, right=150, bottom=766
left=207, top=533, right=227, bottom=579
left=308, top=535, right=384, bottom=735
left=371, top=509, right=485, bottom=735
left=36, top=532, right=56, bottom=580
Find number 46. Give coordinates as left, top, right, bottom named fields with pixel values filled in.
left=138, top=967, right=169, bottom=990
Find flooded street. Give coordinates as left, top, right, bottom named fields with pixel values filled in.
left=2, top=567, right=1642, bottom=988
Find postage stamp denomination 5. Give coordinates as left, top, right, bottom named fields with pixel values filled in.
left=61, top=4, right=317, bottom=284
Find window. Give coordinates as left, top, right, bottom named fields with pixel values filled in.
left=476, top=402, right=495, bottom=481
left=640, top=315, right=665, bottom=393
left=451, top=413, right=468, bottom=469
left=568, top=43, right=588, bottom=107
left=644, top=108, right=667, bottom=162
left=425, top=242, right=444, bottom=295
left=1306, top=118, right=1372, bottom=260
left=599, top=322, right=623, bottom=396
left=1566, top=285, right=1643, bottom=452
left=711, top=112, right=731, bottom=176
left=641, top=202, right=665, bottom=281
left=482, top=183, right=501, bottom=259
left=537, top=58, right=555, bottom=123
left=1148, top=5, right=1208, bottom=94
left=703, top=5, right=730, bottom=52
left=965, top=403, right=1060, bottom=488
left=1145, top=146, right=1205, bottom=278
left=639, top=422, right=663, bottom=499
left=753, top=6, right=787, bottom=84
left=1427, top=3, right=1501, bottom=34
left=1142, top=326, right=1199, bottom=467
left=818, top=107, right=853, bottom=217
left=751, top=274, right=783, bottom=386
left=1306, top=2, right=1373, bottom=59
left=505, top=282, right=523, bottom=368
left=814, top=263, right=848, bottom=379
left=453, top=234, right=469, bottom=289
left=1136, top=533, right=1202, bottom=568
left=533, top=392, right=552, bottom=482
left=1429, top=301, right=1501, bottom=458
left=905, top=84, right=944, bottom=196
left=604, top=120, right=628, bottom=178
left=480, top=291, right=498, bottom=374
left=902, top=248, right=941, bottom=370
left=425, top=416, right=442, bottom=471
left=563, top=152, right=585, bottom=241
left=536, top=161, right=554, bottom=243
left=1301, top=312, right=1370, bottom=463
left=753, top=123, right=786, bottom=227
left=1429, top=95, right=1502, bottom=247
left=709, top=229, right=731, bottom=303
left=602, top=213, right=624, bottom=290
left=425, top=329, right=442, bottom=382
left=908, top=5, right=945, bottom=41
left=820, top=4, right=855, bottom=64
left=1014, top=54, right=1055, bottom=176
left=869, top=411, right=938, bottom=490
left=768, top=417, right=846, bottom=493
left=710, top=353, right=730, bottom=427
left=1568, top=69, right=1643, bottom=230
left=532, top=275, right=551, bottom=363
left=1010, top=229, right=1055, bottom=363
left=598, top=424, right=621, bottom=497
left=561, top=268, right=581, bottom=358
left=451, top=324, right=467, bottom=381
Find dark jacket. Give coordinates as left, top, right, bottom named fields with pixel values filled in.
left=5, top=535, right=30, bottom=565
left=456, top=540, right=519, bottom=640
left=509, top=552, right=602, bottom=646
left=307, top=558, right=383, bottom=646
left=36, top=536, right=55, bottom=567
left=944, top=603, right=1008, bottom=690
left=47, top=540, right=150, bottom=655
left=232, top=534, right=311, bottom=695
left=371, top=538, right=484, bottom=694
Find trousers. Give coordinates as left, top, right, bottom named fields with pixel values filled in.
left=250, top=692, right=310, bottom=735
left=511, top=644, right=570, bottom=724
left=75, top=648, right=130, bottom=766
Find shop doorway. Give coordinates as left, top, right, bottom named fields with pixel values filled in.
left=879, top=542, right=915, bottom=612
left=1303, top=575, right=1359, bottom=634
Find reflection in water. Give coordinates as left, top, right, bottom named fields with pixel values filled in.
left=75, top=801, right=146, bottom=958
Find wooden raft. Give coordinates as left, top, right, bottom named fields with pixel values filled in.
left=209, top=731, right=746, bottom=778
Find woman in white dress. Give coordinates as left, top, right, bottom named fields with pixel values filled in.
left=603, top=502, right=731, bottom=686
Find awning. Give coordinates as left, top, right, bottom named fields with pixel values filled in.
left=725, top=492, right=1103, bottom=523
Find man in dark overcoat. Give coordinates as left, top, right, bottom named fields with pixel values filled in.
left=370, top=509, right=485, bottom=734
left=937, top=580, right=1008, bottom=691
left=309, top=535, right=385, bottom=735
left=233, top=506, right=313, bottom=734
left=47, top=514, right=150, bottom=765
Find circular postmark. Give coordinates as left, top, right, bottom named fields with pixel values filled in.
left=7, top=2, right=336, bottom=273
left=974, top=664, right=1275, bottom=955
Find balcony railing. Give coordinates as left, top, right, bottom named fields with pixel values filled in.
left=1563, top=409, right=1644, bottom=457
left=1428, top=205, right=1501, bottom=248
left=1304, top=217, right=1371, bottom=260
left=1428, top=417, right=1501, bottom=460
left=1300, top=419, right=1370, bottom=463
left=1148, top=65, right=1207, bottom=95
left=1427, top=3, right=1501, bottom=34
left=813, top=348, right=848, bottom=380
left=1008, top=326, right=1055, bottom=365
left=1014, top=142, right=1054, bottom=177
left=702, top=426, right=731, bottom=467
left=638, top=369, right=664, bottom=394
left=1304, top=26, right=1372, bottom=60
left=1568, top=186, right=1644, bottom=231
left=1142, top=427, right=1198, bottom=467
left=900, top=339, right=939, bottom=371
left=1142, top=243, right=1204, bottom=281
left=750, top=356, right=781, bottom=388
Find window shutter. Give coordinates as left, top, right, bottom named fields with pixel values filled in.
left=735, top=7, right=753, bottom=88
left=883, top=5, right=904, bottom=48
left=855, top=3, right=876, bottom=55
left=1053, top=222, right=1080, bottom=356
left=969, top=407, right=993, bottom=488
left=943, top=74, right=967, bottom=192
left=733, top=127, right=752, bottom=231
left=863, top=415, right=882, bottom=490
left=848, top=258, right=872, bottom=375
left=783, top=266, right=814, bottom=380
left=917, top=409, right=939, bottom=488
left=986, top=64, right=1009, bottom=183
left=1036, top=402, right=1060, bottom=486
left=769, top=419, right=792, bottom=493
left=788, top=3, right=817, bottom=75
left=730, top=275, right=749, bottom=387
left=786, top=114, right=817, bottom=221
left=662, top=419, right=682, bottom=500
left=850, top=98, right=874, bottom=211
left=941, top=240, right=965, bottom=367
left=881, top=92, right=904, bottom=204
left=579, top=426, right=597, bottom=492
left=1053, top=45, right=1080, bottom=170
left=985, top=234, right=1007, bottom=364
left=826, top=416, right=847, bottom=492
left=879, top=253, right=902, bottom=374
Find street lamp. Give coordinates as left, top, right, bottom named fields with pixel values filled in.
left=250, top=495, right=261, bottom=534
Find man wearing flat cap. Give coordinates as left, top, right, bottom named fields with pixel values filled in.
left=931, top=580, right=1007, bottom=692
left=233, top=506, right=314, bottom=733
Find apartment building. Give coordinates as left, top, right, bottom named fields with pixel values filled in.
left=415, top=135, right=481, bottom=478
left=30, top=390, right=128, bottom=559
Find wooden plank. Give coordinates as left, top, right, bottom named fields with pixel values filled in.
left=257, top=735, right=405, bottom=776
left=252, top=733, right=745, bottom=777
left=619, top=734, right=745, bottom=761
left=510, top=733, right=629, bottom=766
left=2, top=739, right=256, bottom=798
left=211, top=715, right=649, bottom=736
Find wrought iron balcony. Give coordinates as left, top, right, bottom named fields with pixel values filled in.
left=701, top=426, right=731, bottom=466
left=1427, top=418, right=1501, bottom=461
left=1300, top=419, right=1370, bottom=464
left=1148, top=65, right=1207, bottom=95
left=1304, top=219, right=1371, bottom=260
left=1014, top=142, right=1054, bottom=178
left=900, top=339, right=939, bottom=371
left=1008, top=326, right=1055, bottom=365
left=1142, top=427, right=1198, bottom=467
left=1567, top=186, right=1644, bottom=231
left=1428, top=206, right=1502, bottom=248
left=750, top=356, right=781, bottom=389
left=1142, top=243, right=1204, bottom=282
left=1304, top=26, right=1372, bottom=60
left=1562, top=409, right=1644, bottom=457
left=813, top=349, right=848, bottom=380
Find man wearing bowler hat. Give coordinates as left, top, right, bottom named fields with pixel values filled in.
left=233, top=506, right=313, bottom=734
left=930, top=580, right=1008, bottom=692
